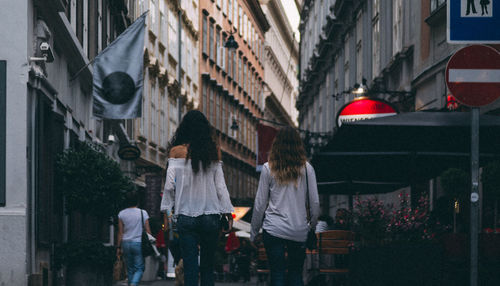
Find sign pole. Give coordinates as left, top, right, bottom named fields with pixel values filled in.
left=470, top=107, right=480, bottom=286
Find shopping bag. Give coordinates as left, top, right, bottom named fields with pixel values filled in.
left=113, top=254, right=126, bottom=281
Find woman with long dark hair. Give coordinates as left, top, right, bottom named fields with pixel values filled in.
left=160, top=110, right=234, bottom=286
left=250, top=126, right=320, bottom=286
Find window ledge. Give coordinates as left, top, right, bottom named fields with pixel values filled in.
left=425, top=4, right=446, bottom=26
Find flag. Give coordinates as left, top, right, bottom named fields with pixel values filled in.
left=92, top=13, right=147, bottom=119
left=256, top=123, right=278, bottom=172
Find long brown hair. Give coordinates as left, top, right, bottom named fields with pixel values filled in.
left=268, top=126, right=307, bottom=185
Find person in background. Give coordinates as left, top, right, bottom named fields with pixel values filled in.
left=333, top=208, right=350, bottom=230
left=236, top=239, right=253, bottom=282
left=315, top=214, right=334, bottom=233
left=161, top=110, right=234, bottom=286
left=117, top=191, right=152, bottom=286
left=250, top=126, right=320, bottom=286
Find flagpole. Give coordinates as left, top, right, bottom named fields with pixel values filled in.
left=71, top=11, right=149, bottom=82
left=69, top=58, right=96, bottom=82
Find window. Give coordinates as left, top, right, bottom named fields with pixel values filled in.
left=243, top=63, right=247, bottom=92
left=169, top=98, right=178, bottom=138
left=209, top=21, right=214, bottom=60
left=202, top=81, right=208, bottom=116
left=160, top=93, right=167, bottom=147
left=223, top=99, right=227, bottom=134
left=139, top=0, right=148, bottom=14
left=242, top=116, right=246, bottom=146
left=431, top=0, right=446, bottom=13
left=372, top=0, right=380, bottom=78
left=216, top=91, right=221, bottom=130
left=222, top=0, right=227, bottom=16
left=150, top=0, right=158, bottom=36
left=393, top=0, right=403, bottom=56
left=142, top=83, right=149, bottom=137
left=233, top=0, right=237, bottom=29
left=238, top=6, right=242, bottom=36
left=243, top=13, right=247, bottom=41
left=151, top=83, right=157, bottom=142
left=227, top=47, right=232, bottom=76
left=168, top=9, right=177, bottom=59
left=344, top=34, right=350, bottom=91
left=228, top=0, right=232, bottom=22
left=209, top=87, right=214, bottom=124
left=217, top=0, right=221, bottom=9
left=216, top=26, right=221, bottom=66
left=356, top=13, right=363, bottom=83
left=232, top=51, right=237, bottom=80
left=160, top=9, right=167, bottom=44
left=238, top=56, right=243, bottom=88
left=202, top=15, right=208, bottom=55
left=222, top=34, right=227, bottom=71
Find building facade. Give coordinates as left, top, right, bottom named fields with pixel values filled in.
left=0, top=0, right=133, bottom=285
left=296, top=0, right=495, bottom=215
left=260, top=0, right=299, bottom=126
left=199, top=0, right=269, bottom=204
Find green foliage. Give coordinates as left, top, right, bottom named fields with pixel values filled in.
left=440, top=168, right=469, bottom=199
left=55, top=240, right=116, bottom=271
left=55, top=142, right=134, bottom=219
left=482, top=161, right=500, bottom=198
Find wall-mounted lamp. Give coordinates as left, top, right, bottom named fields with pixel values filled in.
left=107, top=134, right=116, bottom=144
left=352, top=78, right=368, bottom=95
left=224, top=29, right=239, bottom=52
left=230, top=118, right=239, bottom=131
left=332, top=77, right=413, bottom=99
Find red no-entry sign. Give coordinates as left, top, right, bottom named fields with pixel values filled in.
left=445, top=45, right=500, bottom=107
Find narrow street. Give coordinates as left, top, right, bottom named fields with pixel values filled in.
left=115, top=277, right=260, bottom=286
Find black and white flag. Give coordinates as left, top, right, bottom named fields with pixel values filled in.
left=92, top=12, right=147, bottom=119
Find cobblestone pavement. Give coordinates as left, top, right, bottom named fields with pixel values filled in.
left=115, top=276, right=259, bottom=286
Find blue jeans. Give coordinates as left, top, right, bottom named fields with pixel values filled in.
left=122, top=241, right=144, bottom=285
left=177, top=214, right=220, bottom=286
left=263, top=230, right=306, bottom=286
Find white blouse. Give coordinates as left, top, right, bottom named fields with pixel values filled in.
left=160, top=158, right=234, bottom=217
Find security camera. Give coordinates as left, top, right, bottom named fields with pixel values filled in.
left=39, top=42, right=54, bottom=63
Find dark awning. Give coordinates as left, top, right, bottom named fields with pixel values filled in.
left=312, top=111, right=500, bottom=195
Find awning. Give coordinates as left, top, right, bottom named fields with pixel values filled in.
left=312, top=111, right=500, bottom=195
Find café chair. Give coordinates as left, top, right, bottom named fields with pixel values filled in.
left=311, top=230, right=354, bottom=286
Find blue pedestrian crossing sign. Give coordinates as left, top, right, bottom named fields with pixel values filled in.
left=448, top=0, right=500, bottom=43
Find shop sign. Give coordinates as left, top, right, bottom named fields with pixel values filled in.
left=118, top=144, right=141, bottom=160
left=336, top=98, right=398, bottom=127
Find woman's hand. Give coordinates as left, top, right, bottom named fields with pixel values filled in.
left=222, top=213, right=233, bottom=233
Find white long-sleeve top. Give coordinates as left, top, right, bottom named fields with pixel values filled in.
left=160, top=158, right=234, bottom=217
left=250, top=162, right=320, bottom=242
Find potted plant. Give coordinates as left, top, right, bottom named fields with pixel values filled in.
left=55, top=142, right=134, bottom=285
left=55, top=240, right=116, bottom=286
left=350, top=194, right=446, bottom=286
